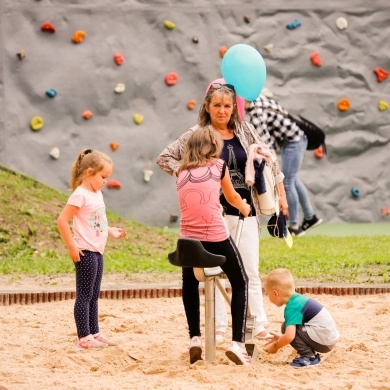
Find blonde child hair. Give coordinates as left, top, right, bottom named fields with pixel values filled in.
left=70, top=149, right=113, bottom=191
left=263, top=268, right=296, bottom=297
left=178, top=126, right=223, bottom=175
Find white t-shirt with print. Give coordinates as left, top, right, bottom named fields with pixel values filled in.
left=67, top=186, right=108, bottom=254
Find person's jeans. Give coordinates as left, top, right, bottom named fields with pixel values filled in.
left=281, top=136, right=314, bottom=226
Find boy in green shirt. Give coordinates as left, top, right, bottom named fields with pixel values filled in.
left=263, top=268, right=339, bottom=368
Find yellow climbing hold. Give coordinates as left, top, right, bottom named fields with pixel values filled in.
left=30, top=116, right=44, bottom=131
left=164, top=20, right=175, bottom=30
left=378, top=100, right=389, bottom=111
left=133, top=114, right=144, bottom=125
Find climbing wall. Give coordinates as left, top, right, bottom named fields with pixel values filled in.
left=0, top=0, right=389, bottom=226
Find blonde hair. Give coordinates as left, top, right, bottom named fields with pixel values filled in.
left=70, top=149, right=113, bottom=191
left=178, top=126, right=223, bottom=174
left=197, top=86, right=240, bottom=131
left=263, top=268, right=296, bottom=296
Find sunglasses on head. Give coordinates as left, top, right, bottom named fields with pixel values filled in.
left=211, top=83, right=235, bottom=92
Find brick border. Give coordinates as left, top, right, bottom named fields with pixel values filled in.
left=1, top=286, right=389, bottom=306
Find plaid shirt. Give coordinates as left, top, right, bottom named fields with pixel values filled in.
left=247, top=96, right=304, bottom=150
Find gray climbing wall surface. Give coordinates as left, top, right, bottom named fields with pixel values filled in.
left=0, top=0, right=389, bottom=226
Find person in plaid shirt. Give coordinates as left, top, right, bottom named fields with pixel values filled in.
left=247, top=96, right=322, bottom=236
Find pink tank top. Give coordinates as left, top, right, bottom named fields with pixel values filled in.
left=177, top=159, right=229, bottom=242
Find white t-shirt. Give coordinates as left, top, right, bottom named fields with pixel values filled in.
left=67, top=186, right=108, bottom=254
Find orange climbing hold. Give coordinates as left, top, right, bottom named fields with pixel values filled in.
left=187, top=99, right=196, bottom=110
left=219, top=46, right=228, bottom=58
left=310, top=51, right=322, bottom=67
left=82, top=110, right=93, bottom=119
left=110, top=142, right=119, bottom=152
left=338, top=98, right=351, bottom=111
left=72, top=30, right=86, bottom=43
left=381, top=208, right=390, bottom=217
left=314, top=146, right=325, bottom=159
left=107, top=179, right=122, bottom=190
left=374, top=68, right=388, bottom=83
left=41, top=22, right=56, bottom=33
left=165, top=72, right=178, bottom=86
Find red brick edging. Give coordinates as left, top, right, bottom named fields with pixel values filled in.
left=1, top=286, right=389, bottom=306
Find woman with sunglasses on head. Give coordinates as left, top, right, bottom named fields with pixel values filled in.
left=157, top=79, right=288, bottom=343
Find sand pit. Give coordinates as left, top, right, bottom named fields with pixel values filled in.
left=1, top=288, right=390, bottom=390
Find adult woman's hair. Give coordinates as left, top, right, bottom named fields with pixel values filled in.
left=70, top=149, right=112, bottom=191
left=197, top=84, right=241, bottom=130
left=178, top=126, right=223, bottom=174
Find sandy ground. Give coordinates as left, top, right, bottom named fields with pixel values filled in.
left=1, top=274, right=390, bottom=390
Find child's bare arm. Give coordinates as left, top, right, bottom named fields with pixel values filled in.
left=264, top=326, right=296, bottom=354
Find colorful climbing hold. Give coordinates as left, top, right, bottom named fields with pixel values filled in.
left=164, top=20, right=176, bottom=30
left=16, top=50, right=26, bottom=60
left=310, top=51, right=322, bottom=67
left=50, top=147, right=60, bottom=160
left=187, top=99, right=196, bottom=110
left=263, top=43, right=273, bottom=53
left=30, top=116, right=44, bottom=131
left=107, top=179, right=122, bottom=190
left=45, top=89, right=57, bottom=98
left=337, top=98, right=351, bottom=112
left=314, top=146, right=324, bottom=159
left=113, top=53, right=124, bottom=66
left=378, top=100, right=389, bottom=111
left=374, top=68, right=388, bottom=83
left=381, top=208, right=390, bottom=217
left=165, top=72, right=178, bottom=86
left=133, top=114, right=144, bottom=125
left=286, top=19, right=301, bottom=30
left=336, top=17, right=348, bottom=30
left=114, top=83, right=125, bottom=94
left=82, top=110, right=93, bottom=120
left=110, top=142, right=119, bottom=152
left=192, top=36, right=199, bottom=44
left=219, top=46, right=228, bottom=58
left=41, top=22, right=56, bottom=33
left=71, top=30, right=86, bottom=43
left=143, top=169, right=153, bottom=183
left=350, top=187, right=360, bottom=198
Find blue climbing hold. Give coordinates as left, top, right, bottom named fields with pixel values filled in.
left=350, top=187, right=360, bottom=198
left=286, top=19, right=302, bottom=30
left=45, top=88, right=57, bottom=98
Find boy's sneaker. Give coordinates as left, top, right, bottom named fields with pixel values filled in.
left=189, top=336, right=203, bottom=364
left=76, top=335, right=107, bottom=350
left=301, top=214, right=323, bottom=233
left=290, top=353, right=321, bottom=368
left=288, top=226, right=306, bottom=237
left=225, top=341, right=251, bottom=365
left=94, top=333, right=117, bottom=346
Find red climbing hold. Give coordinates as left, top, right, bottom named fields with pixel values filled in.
left=310, top=51, right=322, bottom=67
left=41, top=22, right=56, bottom=33
left=113, top=53, right=124, bottom=66
left=165, top=72, right=178, bottom=86
left=374, top=68, right=388, bottom=83
left=107, top=179, right=122, bottom=190
left=381, top=208, right=390, bottom=217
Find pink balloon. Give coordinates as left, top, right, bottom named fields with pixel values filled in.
left=205, top=78, right=246, bottom=121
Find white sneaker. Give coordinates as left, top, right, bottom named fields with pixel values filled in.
left=225, top=341, right=251, bottom=365
left=189, top=336, right=203, bottom=364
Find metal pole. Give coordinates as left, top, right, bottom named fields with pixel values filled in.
left=204, top=278, right=216, bottom=362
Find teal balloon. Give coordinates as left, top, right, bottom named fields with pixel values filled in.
left=221, top=44, right=267, bottom=101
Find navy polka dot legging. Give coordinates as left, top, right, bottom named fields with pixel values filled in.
left=74, top=250, right=104, bottom=338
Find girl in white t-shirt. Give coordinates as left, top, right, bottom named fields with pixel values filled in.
left=57, top=149, right=126, bottom=349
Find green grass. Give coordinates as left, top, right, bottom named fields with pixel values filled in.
left=1, top=165, right=389, bottom=284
